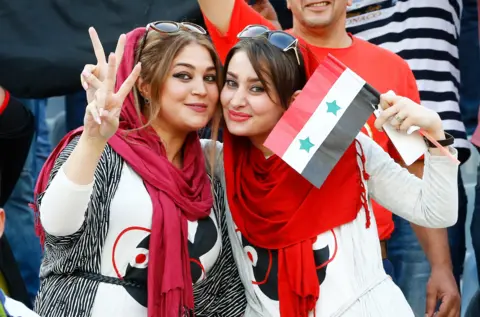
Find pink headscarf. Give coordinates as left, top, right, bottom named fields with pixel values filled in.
left=34, top=27, right=213, bottom=316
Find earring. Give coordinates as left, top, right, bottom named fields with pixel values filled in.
left=144, top=97, right=150, bottom=104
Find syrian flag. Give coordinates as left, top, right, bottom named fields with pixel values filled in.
left=264, top=54, right=380, bottom=188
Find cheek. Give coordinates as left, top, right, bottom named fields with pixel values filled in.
left=162, top=79, right=189, bottom=103
left=207, top=84, right=219, bottom=102
left=249, top=95, right=279, bottom=117
left=220, top=87, right=232, bottom=108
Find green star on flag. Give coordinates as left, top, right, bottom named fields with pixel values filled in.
left=264, top=54, right=378, bottom=189
left=326, top=100, right=341, bottom=115
left=299, top=137, right=314, bottom=152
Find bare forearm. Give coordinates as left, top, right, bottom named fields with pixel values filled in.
left=198, top=0, right=235, bottom=34
left=412, top=225, right=452, bottom=268
left=63, top=134, right=106, bottom=185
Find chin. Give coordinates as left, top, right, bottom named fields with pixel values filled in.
left=225, top=122, right=251, bottom=137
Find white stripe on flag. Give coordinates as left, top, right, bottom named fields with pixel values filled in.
left=281, top=68, right=366, bottom=174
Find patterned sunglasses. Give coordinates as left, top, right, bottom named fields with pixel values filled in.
left=237, top=24, right=301, bottom=65
left=137, top=21, right=206, bottom=60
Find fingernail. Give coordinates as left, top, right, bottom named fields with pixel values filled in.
left=82, top=70, right=90, bottom=77
left=82, top=81, right=89, bottom=90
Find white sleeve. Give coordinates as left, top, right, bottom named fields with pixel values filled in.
left=200, top=139, right=225, bottom=179
left=39, top=165, right=93, bottom=236
left=360, top=133, right=459, bottom=228
left=4, top=296, right=41, bottom=317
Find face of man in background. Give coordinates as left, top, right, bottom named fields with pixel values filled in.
left=286, top=0, right=352, bottom=29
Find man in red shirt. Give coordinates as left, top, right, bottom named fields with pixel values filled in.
left=198, top=0, right=460, bottom=315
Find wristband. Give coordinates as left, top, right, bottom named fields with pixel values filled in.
left=424, top=132, right=454, bottom=148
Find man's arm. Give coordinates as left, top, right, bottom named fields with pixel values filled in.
left=198, top=0, right=236, bottom=34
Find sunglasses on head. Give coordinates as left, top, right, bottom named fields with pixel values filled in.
left=137, top=21, right=207, bottom=61
left=237, top=24, right=301, bottom=65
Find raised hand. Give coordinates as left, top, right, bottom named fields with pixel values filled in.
left=82, top=53, right=141, bottom=141
left=374, top=91, right=444, bottom=140
left=247, top=0, right=282, bottom=30
left=81, top=27, right=126, bottom=104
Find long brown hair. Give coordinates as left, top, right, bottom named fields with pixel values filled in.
left=133, top=30, right=223, bottom=173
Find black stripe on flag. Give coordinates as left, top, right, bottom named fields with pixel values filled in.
left=301, top=83, right=379, bottom=188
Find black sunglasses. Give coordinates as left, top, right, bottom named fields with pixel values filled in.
left=137, top=21, right=206, bottom=61
left=237, top=24, right=301, bottom=65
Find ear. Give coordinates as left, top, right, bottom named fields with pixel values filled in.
left=136, top=77, right=151, bottom=100
left=289, top=90, right=301, bottom=106
left=0, top=209, right=5, bottom=238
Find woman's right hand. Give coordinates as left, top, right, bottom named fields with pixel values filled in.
left=82, top=54, right=141, bottom=141
left=81, top=27, right=126, bottom=104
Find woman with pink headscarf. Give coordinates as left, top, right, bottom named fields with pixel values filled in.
left=32, top=24, right=245, bottom=317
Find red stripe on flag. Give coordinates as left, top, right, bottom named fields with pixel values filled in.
left=265, top=54, right=347, bottom=157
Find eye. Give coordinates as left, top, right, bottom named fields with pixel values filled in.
left=250, top=85, right=265, bottom=93
left=225, top=79, right=238, bottom=88
left=130, top=248, right=149, bottom=269
left=173, top=73, right=191, bottom=81
left=244, top=245, right=258, bottom=267
left=204, top=74, right=217, bottom=82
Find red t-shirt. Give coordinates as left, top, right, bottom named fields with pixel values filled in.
left=205, top=0, right=421, bottom=240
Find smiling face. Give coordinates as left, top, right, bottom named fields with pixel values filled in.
left=221, top=51, right=285, bottom=140
left=220, top=39, right=307, bottom=147
left=135, top=31, right=223, bottom=137
left=157, top=43, right=219, bottom=132
left=287, top=0, right=353, bottom=29
left=138, top=43, right=219, bottom=134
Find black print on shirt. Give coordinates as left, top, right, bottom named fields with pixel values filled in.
left=188, top=216, right=219, bottom=283
left=124, top=234, right=150, bottom=307
left=112, top=226, right=151, bottom=307
left=241, top=232, right=336, bottom=302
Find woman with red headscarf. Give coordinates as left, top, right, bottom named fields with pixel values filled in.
left=32, top=25, right=245, bottom=317
left=201, top=32, right=458, bottom=317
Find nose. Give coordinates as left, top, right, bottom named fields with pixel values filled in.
left=229, top=88, right=247, bottom=109
left=192, top=78, right=208, bottom=97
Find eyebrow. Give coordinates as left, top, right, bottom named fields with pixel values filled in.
left=175, top=62, right=216, bottom=72
left=226, top=71, right=260, bottom=83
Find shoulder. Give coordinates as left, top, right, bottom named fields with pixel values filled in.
left=2, top=294, right=39, bottom=317
left=200, top=139, right=224, bottom=153
left=355, top=132, right=384, bottom=159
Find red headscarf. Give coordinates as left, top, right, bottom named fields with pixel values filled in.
left=224, top=131, right=369, bottom=316
left=34, top=27, right=213, bottom=316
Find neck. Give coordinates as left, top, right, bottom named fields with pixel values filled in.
left=151, top=120, right=187, bottom=167
left=249, top=133, right=274, bottom=158
left=292, top=19, right=352, bottom=48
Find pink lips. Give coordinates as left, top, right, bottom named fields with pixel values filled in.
left=186, top=103, right=208, bottom=113
left=228, top=110, right=252, bottom=122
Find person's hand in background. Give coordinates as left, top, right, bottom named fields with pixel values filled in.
left=247, top=0, right=282, bottom=30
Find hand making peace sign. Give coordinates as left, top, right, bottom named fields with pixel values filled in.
left=81, top=27, right=126, bottom=104
left=82, top=52, right=141, bottom=141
